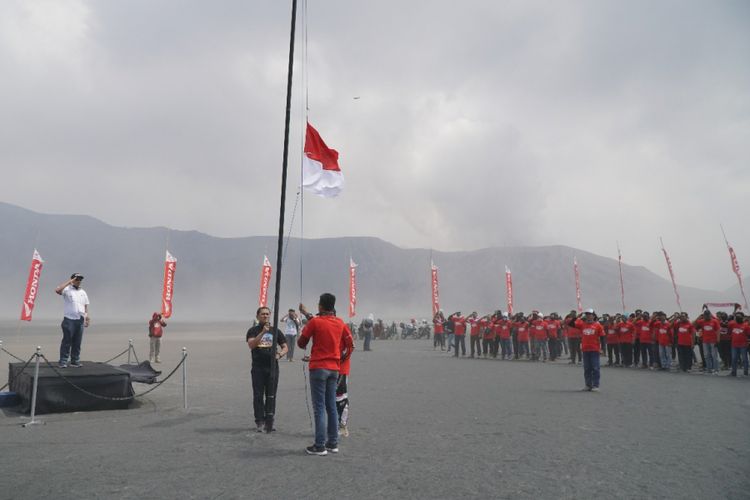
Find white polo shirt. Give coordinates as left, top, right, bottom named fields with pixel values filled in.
left=62, top=285, right=89, bottom=320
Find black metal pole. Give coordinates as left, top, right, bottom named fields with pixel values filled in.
left=271, top=0, right=298, bottom=362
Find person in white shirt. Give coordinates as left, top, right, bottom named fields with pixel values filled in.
left=281, top=309, right=301, bottom=361
left=55, top=273, right=90, bottom=368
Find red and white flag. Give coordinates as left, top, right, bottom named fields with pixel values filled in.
left=302, top=122, right=344, bottom=198
left=617, top=243, right=626, bottom=313
left=660, top=238, right=682, bottom=312
left=258, top=255, right=272, bottom=308
left=573, top=257, right=583, bottom=313
left=505, top=266, right=514, bottom=316
left=349, top=258, right=357, bottom=318
left=431, top=260, right=440, bottom=317
left=162, top=250, right=177, bottom=318
left=20, top=249, right=44, bottom=321
left=721, top=227, right=749, bottom=310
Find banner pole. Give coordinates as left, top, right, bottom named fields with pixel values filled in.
left=182, top=347, right=188, bottom=410
left=22, top=346, right=42, bottom=427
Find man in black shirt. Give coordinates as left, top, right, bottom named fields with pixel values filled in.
left=246, top=306, right=288, bottom=433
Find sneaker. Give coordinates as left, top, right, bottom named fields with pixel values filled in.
left=325, top=443, right=339, bottom=453
left=340, top=424, right=349, bottom=437
left=70, top=362, right=82, bottom=368
left=58, top=362, right=68, bottom=368
left=581, top=386, right=592, bottom=391
left=255, top=422, right=264, bottom=433
left=591, top=387, right=600, bottom=392
left=305, top=445, right=327, bottom=456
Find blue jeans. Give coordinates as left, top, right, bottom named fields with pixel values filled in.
left=703, top=343, right=719, bottom=372
left=364, top=331, right=372, bottom=351
left=731, top=347, right=748, bottom=376
left=659, top=345, right=672, bottom=369
left=310, top=368, right=339, bottom=448
left=60, top=317, right=84, bottom=364
left=582, top=351, right=600, bottom=388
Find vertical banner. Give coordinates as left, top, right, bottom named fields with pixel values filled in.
left=349, top=257, right=357, bottom=318
left=573, top=256, right=583, bottom=313
left=721, top=226, right=749, bottom=310
left=431, top=260, right=440, bottom=316
left=162, top=250, right=177, bottom=318
left=258, top=255, right=272, bottom=308
left=659, top=238, right=682, bottom=312
left=617, top=243, right=626, bottom=313
left=505, top=266, right=514, bottom=315
left=20, top=249, right=44, bottom=321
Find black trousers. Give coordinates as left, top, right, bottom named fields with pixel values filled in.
left=621, top=344, right=633, bottom=367
left=433, top=333, right=445, bottom=349
left=482, top=338, right=493, bottom=357
left=678, top=345, right=693, bottom=371
left=470, top=336, right=482, bottom=357
left=640, top=343, right=653, bottom=366
left=454, top=335, right=466, bottom=356
left=568, top=338, right=582, bottom=363
left=251, top=366, right=278, bottom=424
left=607, top=343, right=620, bottom=365
left=719, top=339, right=731, bottom=368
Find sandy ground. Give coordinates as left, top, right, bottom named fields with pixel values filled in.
left=1, top=321, right=749, bottom=500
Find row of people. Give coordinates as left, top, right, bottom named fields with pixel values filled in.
left=432, top=306, right=750, bottom=377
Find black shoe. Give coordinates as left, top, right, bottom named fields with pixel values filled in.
left=264, top=419, right=276, bottom=433
left=306, top=445, right=328, bottom=456
left=325, top=443, right=339, bottom=453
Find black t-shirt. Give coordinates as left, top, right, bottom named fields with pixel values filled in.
left=246, top=325, right=287, bottom=370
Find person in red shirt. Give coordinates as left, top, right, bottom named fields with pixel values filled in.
left=718, top=311, right=732, bottom=370
left=298, top=293, right=354, bottom=456
left=433, top=310, right=446, bottom=351
left=674, top=312, right=696, bottom=372
left=336, top=322, right=355, bottom=437
left=634, top=312, right=654, bottom=369
left=616, top=314, right=635, bottom=367
left=468, top=312, right=483, bottom=359
left=529, top=311, right=548, bottom=362
left=694, top=308, right=721, bottom=374
left=576, top=308, right=605, bottom=391
left=450, top=312, right=467, bottom=357
left=481, top=313, right=496, bottom=358
left=604, top=314, right=620, bottom=366
left=495, top=313, right=512, bottom=360
left=546, top=314, right=561, bottom=361
left=148, top=312, right=167, bottom=363
left=564, top=310, right=582, bottom=364
left=727, top=311, right=749, bottom=377
left=513, top=314, right=530, bottom=360
left=654, top=312, right=673, bottom=370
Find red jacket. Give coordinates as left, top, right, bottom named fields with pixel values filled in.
left=298, top=314, right=354, bottom=371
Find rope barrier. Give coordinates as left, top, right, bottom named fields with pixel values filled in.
left=1, top=346, right=27, bottom=363
left=101, top=347, right=130, bottom=365
left=38, top=353, right=187, bottom=402
left=0, top=353, right=36, bottom=392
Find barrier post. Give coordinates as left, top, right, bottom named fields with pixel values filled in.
left=128, top=339, right=134, bottom=364
left=181, top=347, right=188, bottom=410
left=22, top=346, right=43, bottom=427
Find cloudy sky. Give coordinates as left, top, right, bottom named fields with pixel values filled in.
left=1, top=0, right=748, bottom=292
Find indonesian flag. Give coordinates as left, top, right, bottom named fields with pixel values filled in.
left=431, top=260, right=440, bottom=317
left=302, top=122, right=344, bottom=198
left=349, top=258, right=357, bottom=318
left=258, top=255, right=272, bottom=308
left=505, top=266, right=513, bottom=316
left=660, top=239, right=682, bottom=312
left=20, top=249, right=44, bottom=321
left=162, top=250, right=177, bottom=318
left=573, top=257, right=583, bottom=313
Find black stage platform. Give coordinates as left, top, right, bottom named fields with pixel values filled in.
left=8, top=361, right=134, bottom=414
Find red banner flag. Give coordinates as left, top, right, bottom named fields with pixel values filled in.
left=258, top=255, right=272, bottom=308
left=617, top=243, right=626, bottom=313
left=574, top=257, right=583, bottom=313
left=431, top=260, right=440, bottom=317
left=660, top=238, right=682, bottom=312
left=161, top=250, right=177, bottom=318
left=349, top=258, right=357, bottom=318
left=20, top=249, right=44, bottom=321
left=505, top=266, right=514, bottom=316
left=721, top=226, right=749, bottom=310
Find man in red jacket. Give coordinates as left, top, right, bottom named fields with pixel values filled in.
left=675, top=313, right=696, bottom=372
left=577, top=309, right=605, bottom=391
left=298, top=293, right=354, bottom=456
left=450, top=312, right=467, bottom=357
left=695, top=308, right=721, bottom=374
left=728, top=312, right=749, bottom=377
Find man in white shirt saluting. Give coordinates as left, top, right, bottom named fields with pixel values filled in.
left=55, top=273, right=90, bottom=368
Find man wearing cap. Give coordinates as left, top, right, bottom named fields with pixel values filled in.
left=55, top=273, right=90, bottom=368
left=576, top=309, right=605, bottom=391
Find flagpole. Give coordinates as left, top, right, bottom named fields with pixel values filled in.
left=271, top=0, right=298, bottom=362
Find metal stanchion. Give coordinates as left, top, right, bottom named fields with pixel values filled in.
left=22, top=346, right=43, bottom=427
left=181, top=347, right=187, bottom=410
left=128, top=339, right=133, bottom=364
